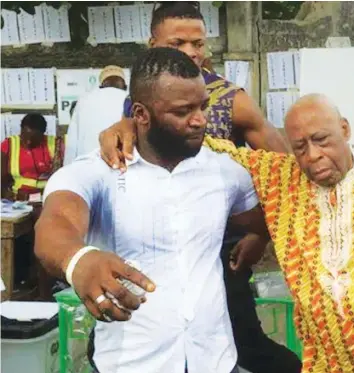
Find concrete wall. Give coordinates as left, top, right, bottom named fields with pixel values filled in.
left=1, top=4, right=227, bottom=69
left=259, top=1, right=354, bottom=109
left=224, top=1, right=354, bottom=109
left=3, top=1, right=353, bottom=103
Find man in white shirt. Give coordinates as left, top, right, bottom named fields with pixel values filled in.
left=35, top=48, right=269, bottom=373
left=64, top=65, right=128, bottom=165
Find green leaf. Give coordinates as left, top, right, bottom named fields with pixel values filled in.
left=212, top=1, right=223, bottom=8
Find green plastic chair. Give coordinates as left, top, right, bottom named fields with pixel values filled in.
left=54, top=288, right=96, bottom=373
left=255, top=297, right=303, bottom=359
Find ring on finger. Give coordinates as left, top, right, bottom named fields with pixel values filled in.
left=95, top=294, right=107, bottom=305
left=102, top=314, right=113, bottom=322
left=106, top=291, right=129, bottom=312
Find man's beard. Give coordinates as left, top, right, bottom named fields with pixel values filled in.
left=147, top=115, right=205, bottom=160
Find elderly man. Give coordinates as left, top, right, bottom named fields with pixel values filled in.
left=204, top=94, right=354, bottom=373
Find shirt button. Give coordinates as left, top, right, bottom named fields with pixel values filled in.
left=184, top=308, right=194, bottom=321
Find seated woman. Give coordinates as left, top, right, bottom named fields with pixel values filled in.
left=1, top=113, right=64, bottom=201
left=1, top=113, right=64, bottom=300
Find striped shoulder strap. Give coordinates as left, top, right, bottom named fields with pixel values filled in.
left=9, top=135, right=21, bottom=178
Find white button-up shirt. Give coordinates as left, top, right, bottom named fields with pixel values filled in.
left=44, top=145, right=259, bottom=373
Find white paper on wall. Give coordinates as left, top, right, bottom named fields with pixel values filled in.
left=1, top=120, right=5, bottom=141
left=200, top=2, right=219, bottom=38
left=139, top=3, right=154, bottom=41
left=29, top=68, right=56, bottom=106
left=3, top=69, right=32, bottom=105
left=299, top=47, right=354, bottom=147
left=224, top=61, right=250, bottom=89
left=17, top=6, right=45, bottom=44
left=267, top=91, right=299, bottom=128
left=43, top=115, right=57, bottom=136
left=42, top=4, right=71, bottom=43
left=1, top=113, right=11, bottom=141
left=2, top=71, right=7, bottom=105
left=267, top=51, right=296, bottom=89
left=293, top=51, right=301, bottom=88
left=56, top=70, right=101, bottom=125
left=3, top=113, right=12, bottom=138
left=114, top=5, right=143, bottom=43
left=88, top=6, right=116, bottom=44
left=5, top=114, right=22, bottom=136
left=1, top=9, right=20, bottom=46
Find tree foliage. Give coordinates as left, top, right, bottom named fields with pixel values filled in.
left=262, top=1, right=304, bottom=20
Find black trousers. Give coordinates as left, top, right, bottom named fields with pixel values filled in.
left=221, top=240, right=302, bottom=373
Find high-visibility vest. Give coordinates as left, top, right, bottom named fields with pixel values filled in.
left=9, top=135, right=56, bottom=194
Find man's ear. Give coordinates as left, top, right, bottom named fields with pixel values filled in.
left=341, top=117, right=351, bottom=141
left=148, top=37, right=155, bottom=48
left=132, top=103, right=150, bottom=129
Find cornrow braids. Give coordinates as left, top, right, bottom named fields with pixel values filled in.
left=150, top=1, right=205, bottom=36
left=130, top=47, right=201, bottom=105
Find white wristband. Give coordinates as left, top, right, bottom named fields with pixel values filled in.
left=65, top=246, right=100, bottom=286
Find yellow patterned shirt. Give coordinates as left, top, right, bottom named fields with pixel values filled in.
left=204, top=136, right=354, bottom=373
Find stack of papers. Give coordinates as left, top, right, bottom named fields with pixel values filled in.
left=1, top=200, right=33, bottom=219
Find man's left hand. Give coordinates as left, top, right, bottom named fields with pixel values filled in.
left=99, top=118, right=136, bottom=172
left=230, top=233, right=267, bottom=271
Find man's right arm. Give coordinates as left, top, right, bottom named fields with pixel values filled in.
left=35, top=162, right=155, bottom=321
left=35, top=190, right=90, bottom=278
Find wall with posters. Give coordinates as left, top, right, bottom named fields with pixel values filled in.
left=258, top=1, right=354, bottom=129
left=1, top=2, right=227, bottom=134
left=2, top=2, right=354, bottom=136
left=1, top=2, right=227, bottom=69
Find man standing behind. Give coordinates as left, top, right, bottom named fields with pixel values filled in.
left=64, top=65, right=127, bottom=165
left=35, top=47, right=270, bottom=373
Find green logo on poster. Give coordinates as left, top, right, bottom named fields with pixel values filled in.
left=89, top=76, right=97, bottom=85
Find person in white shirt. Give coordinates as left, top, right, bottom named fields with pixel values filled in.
left=64, top=65, right=128, bottom=165
left=35, top=48, right=270, bottom=373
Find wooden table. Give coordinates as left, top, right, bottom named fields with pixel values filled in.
left=1, top=212, right=34, bottom=301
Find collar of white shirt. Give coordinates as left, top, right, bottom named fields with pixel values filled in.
left=126, top=145, right=209, bottom=170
